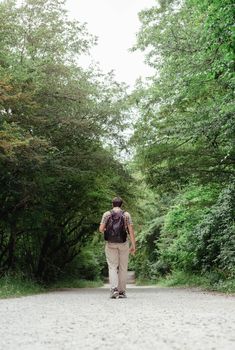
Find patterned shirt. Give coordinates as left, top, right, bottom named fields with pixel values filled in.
left=100, top=207, right=133, bottom=227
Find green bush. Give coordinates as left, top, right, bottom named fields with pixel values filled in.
left=133, top=182, right=235, bottom=291
left=132, top=249, right=152, bottom=280
left=157, top=184, right=220, bottom=272
left=0, top=272, right=45, bottom=299
left=134, top=215, right=165, bottom=279
left=157, top=270, right=235, bottom=293
left=191, top=184, right=235, bottom=277
left=59, top=235, right=107, bottom=282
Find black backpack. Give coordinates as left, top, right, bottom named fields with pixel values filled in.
left=104, top=210, right=127, bottom=243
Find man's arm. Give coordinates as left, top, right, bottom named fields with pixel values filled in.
left=99, top=223, right=105, bottom=233
left=128, top=224, right=136, bottom=255
left=99, top=211, right=109, bottom=233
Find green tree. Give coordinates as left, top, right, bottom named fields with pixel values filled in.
left=132, top=0, right=234, bottom=190
left=130, top=0, right=235, bottom=283
left=0, top=0, right=136, bottom=282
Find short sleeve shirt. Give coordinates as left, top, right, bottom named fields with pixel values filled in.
left=100, top=208, right=133, bottom=226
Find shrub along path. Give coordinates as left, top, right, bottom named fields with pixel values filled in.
left=0, top=285, right=234, bottom=349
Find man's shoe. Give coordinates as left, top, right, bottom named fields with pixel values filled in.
left=119, top=291, right=127, bottom=298
left=110, top=287, right=119, bottom=299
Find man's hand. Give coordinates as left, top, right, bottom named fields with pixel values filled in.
left=129, top=245, right=136, bottom=256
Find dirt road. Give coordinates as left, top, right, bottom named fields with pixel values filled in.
left=0, top=285, right=234, bottom=350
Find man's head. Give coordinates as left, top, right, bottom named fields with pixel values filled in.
left=112, top=196, right=123, bottom=208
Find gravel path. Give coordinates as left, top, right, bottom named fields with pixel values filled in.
left=0, top=284, right=234, bottom=350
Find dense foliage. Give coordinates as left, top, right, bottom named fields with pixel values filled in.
left=0, top=0, right=135, bottom=282
left=131, top=0, right=235, bottom=284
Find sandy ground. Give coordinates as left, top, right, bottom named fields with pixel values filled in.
left=0, top=284, right=234, bottom=350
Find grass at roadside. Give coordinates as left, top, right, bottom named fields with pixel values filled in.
left=0, top=274, right=103, bottom=299
left=136, top=271, right=235, bottom=294
left=49, top=278, right=103, bottom=290
left=0, top=274, right=45, bottom=299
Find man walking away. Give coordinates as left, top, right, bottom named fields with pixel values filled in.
left=99, top=197, right=136, bottom=299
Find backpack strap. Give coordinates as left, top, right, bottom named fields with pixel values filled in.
left=107, top=210, right=113, bottom=220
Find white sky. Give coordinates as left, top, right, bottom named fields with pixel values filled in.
left=66, top=0, right=156, bottom=87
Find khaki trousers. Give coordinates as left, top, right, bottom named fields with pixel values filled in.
left=105, top=240, right=129, bottom=292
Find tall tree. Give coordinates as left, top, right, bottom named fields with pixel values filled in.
left=132, top=0, right=234, bottom=191
left=0, top=0, right=135, bottom=281
left=130, top=0, right=235, bottom=282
